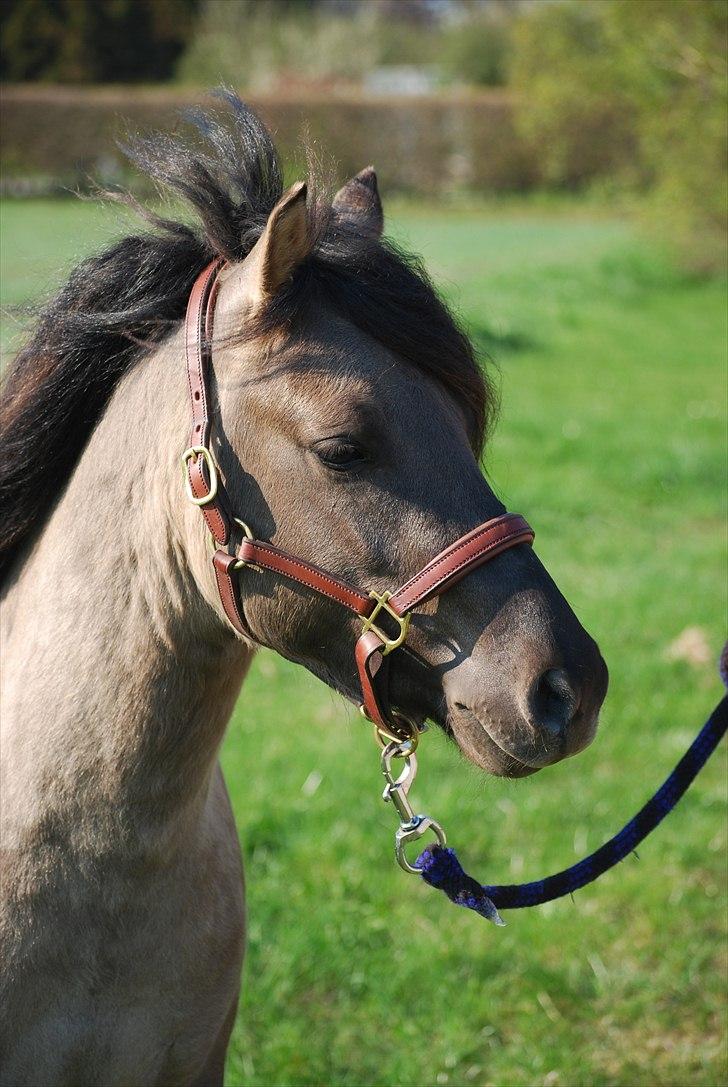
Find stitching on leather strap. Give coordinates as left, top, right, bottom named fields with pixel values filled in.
left=394, top=531, right=533, bottom=613
left=356, top=632, right=389, bottom=727
left=395, top=516, right=527, bottom=598
left=213, top=551, right=249, bottom=638
left=392, top=518, right=533, bottom=612
left=186, top=259, right=220, bottom=429
left=240, top=541, right=371, bottom=614
left=187, top=459, right=229, bottom=543
left=185, top=260, right=230, bottom=544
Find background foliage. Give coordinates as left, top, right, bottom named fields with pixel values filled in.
left=0, top=84, right=536, bottom=197
left=0, top=0, right=196, bottom=82
left=510, top=0, right=728, bottom=271
left=1, top=0, right=726, bottom=271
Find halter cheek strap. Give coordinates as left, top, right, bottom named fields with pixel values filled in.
left=182, top=260, right=535, bottom=738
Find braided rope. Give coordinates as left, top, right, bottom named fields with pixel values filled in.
left=415, top=692, right=728, bottom=924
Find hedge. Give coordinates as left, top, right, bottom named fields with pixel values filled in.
left=0, top=84, right=540, bottom=196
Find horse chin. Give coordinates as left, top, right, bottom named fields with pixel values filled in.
left=445, top=704, right=543, bottom=779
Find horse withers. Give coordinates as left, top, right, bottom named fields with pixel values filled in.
left=0, top=100, right=607, bottom=1086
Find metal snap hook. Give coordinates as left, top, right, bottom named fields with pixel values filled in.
left=395, top=816, right=447, bottom=874
left=377, top=738, right=447, bottom=876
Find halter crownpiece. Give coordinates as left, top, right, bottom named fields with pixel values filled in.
left=182, top=259, right=535, bottom=740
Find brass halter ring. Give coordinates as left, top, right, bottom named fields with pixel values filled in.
left=233, top=518, right=255, bottom=569
left=364, top=708, right=421, bottom=754
left=205, top=517, right=256, bottom=559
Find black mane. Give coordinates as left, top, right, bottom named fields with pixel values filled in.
left=0, top=94, right=493, bottom=587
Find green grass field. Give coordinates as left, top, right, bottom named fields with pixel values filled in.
left=1, top=198, right=726, bottom=1087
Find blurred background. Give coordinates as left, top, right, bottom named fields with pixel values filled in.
left=1, top=0, right=726, bottom=272
left=1, top=3, right=726, bottom=1086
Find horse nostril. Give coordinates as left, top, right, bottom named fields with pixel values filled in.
left=529, top=667, right=577, bottom=741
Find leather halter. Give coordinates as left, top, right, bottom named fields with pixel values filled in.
left=182, top=260, right=535, bottom=741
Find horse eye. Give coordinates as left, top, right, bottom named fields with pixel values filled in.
left=313, top=438, right=369, bottom=471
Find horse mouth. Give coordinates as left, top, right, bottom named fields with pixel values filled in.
left=446, top=704, right=543, bottom=779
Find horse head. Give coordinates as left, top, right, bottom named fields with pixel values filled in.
left=182, top=169, right=608, bottom=777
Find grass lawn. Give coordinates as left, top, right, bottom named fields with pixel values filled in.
left=1, top=198, right=726, bottom=1087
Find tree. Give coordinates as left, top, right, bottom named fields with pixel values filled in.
left=0, top=0, right=197, bottom=83
left=510, top=0, right=727, bottom=270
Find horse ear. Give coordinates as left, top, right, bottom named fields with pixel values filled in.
left=333, top=166, right=383, bottom=239
left=246, top=181, right=310, bottom=305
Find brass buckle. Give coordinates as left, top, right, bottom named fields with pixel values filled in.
left=181, top=446, right=218, bottom=506
left=361, top=590, right=410, bottom=656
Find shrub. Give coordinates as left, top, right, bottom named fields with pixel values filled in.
left=0, top=0, right=195, bottom=83
left=177, top=1, right=389, bottom=90
left=509, top=2, right=641, bottom=187
left=509, top=0, right=727, bottom=271
left=0, top=85, right=539, bottom=197
left=606, top=0, right=727, bottom=274
left=441, top=10, right=512, bottom=88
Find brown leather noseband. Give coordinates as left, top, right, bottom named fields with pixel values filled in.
left=182, top=260, right=535, bottom=741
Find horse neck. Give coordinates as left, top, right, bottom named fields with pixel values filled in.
left=2, top=330, right=252, bottom=836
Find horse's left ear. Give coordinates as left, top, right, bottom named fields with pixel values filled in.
left=244, top=181, right=311, bottom=308
left=333, top=166, right=383, bottom=239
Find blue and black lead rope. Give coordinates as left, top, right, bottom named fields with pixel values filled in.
left=415, top=691, right=728, bottom=924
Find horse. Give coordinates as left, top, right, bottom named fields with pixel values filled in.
left=0, top=98, right=608, bottom=1086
